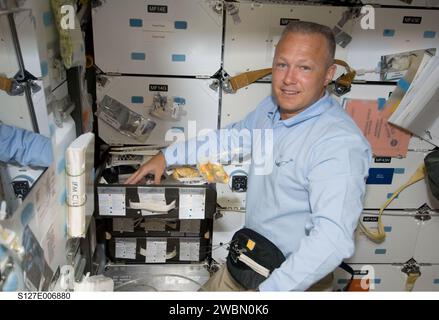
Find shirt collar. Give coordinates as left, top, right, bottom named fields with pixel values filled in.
left=267, top=91, right=332, bottom=127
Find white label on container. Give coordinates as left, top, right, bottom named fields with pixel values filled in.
left=143, top=20, right=173, bottom=32
left=144, top=239, right=167, bottom=263
left=115, top=238, right=136, bottom=260
left=179, top=188, right=205, bottom=219
left=98, top=187, right=126, bottom=216
left=180, top=239, right=200, bottom=261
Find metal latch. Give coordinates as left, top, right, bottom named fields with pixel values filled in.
left=415, top=204, right=432, bottom=221
left=401, top=258, right=421, bottom=277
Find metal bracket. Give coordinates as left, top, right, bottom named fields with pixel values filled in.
left=225, top=1, right=241, bottom=24
left=3, top=10, right=41, bottom=132
left=415, top=204, right=432, bottom=221
left=401, top=258, right=421, bottom=276
left=210, top=0, right=223, bottom=15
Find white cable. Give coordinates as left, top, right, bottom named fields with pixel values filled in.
left=166, top=247, right=177, bottom=260
left=238, top=253, right=270, bottom=278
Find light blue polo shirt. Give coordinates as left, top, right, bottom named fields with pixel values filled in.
left=165, top=92, right=371, bottom=291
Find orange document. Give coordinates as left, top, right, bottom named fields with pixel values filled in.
left=345, top=99, right=411, bottom=158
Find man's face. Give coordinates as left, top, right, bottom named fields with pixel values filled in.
left=272, top=32, right=336, bottom=119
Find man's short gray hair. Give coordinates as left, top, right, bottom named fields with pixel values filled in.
left=281, top=20, right=336, bottom=67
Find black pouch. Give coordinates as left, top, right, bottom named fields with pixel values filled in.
left=226, top=228, right=285, bottom=290
left=425, top=149, right=439, bottom=200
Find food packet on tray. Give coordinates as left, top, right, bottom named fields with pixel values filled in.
left=198, top=162, right=229, bottom=184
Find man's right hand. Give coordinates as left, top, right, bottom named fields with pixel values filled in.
left=125, top=152, right=166, bottom=185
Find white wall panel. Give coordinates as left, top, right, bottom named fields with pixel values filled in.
left=96, top=76, right=219, bottom=146
left=365, top=151, right=439, bottom=209
left=92, top=0, right=222, bottom=76
left=224, top=3, right=351, bottom=76
left=347, top=210, right=419, bottom=264
left=348, top=8, right=439, bottom=81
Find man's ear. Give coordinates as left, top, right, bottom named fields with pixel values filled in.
left=324, top=64, right=337, bottom=86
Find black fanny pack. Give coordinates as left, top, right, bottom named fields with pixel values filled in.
left=227, top=228, right=286, bottom=290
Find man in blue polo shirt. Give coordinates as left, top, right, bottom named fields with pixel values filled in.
left=127, top=21, right=371, bottom=291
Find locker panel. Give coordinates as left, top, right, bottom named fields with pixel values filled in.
left=224, top=3, right=351, bottom=76
left=97, top=185, right=216, bottom=219
left=347, top=211, right=420, bottom=264
left=92, top=0, right=223, bottom=76
left=96, top=76, right=219, bottom=146
left=365, top=151, right=439, bottom=209
left=348, top=8, right=439, bottom=82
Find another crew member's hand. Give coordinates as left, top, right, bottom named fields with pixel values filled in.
left=125, top=152, right=166, bottom=185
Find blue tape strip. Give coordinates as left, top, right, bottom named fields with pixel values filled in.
left=131, top=52, right=146, bottom=60
left=174, top=21, right=188, bottom=29
left=374, top=279, right=381, bottom=284
left=130, top=18, right=143, bottom=27
left=131, top=96, right=144, bottom=104
left=394, top=168, right=405, bottom=174
left=384, top=226, right=392, bottom=232
left=172, top=54, right=186, bottom=62
left=43, top=11, right=53, bottom=26
left=387, top=193, right=399, bottom=199
left=377, top=98, right=386, bottom=111
left=383, top=29, right=395, bottom=37
left=366, top=168, right=395, bottom=185
left=433, top=279, right=439, bottom=284
left=375, top=249, right=387, bottom=255
left=424, top=31, right=436, bottom=39
left=40, top=61, right=48, bottom=77
left=397, top=78, right=410, bottom=92
left=173, top=97, right=186, bottom=105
